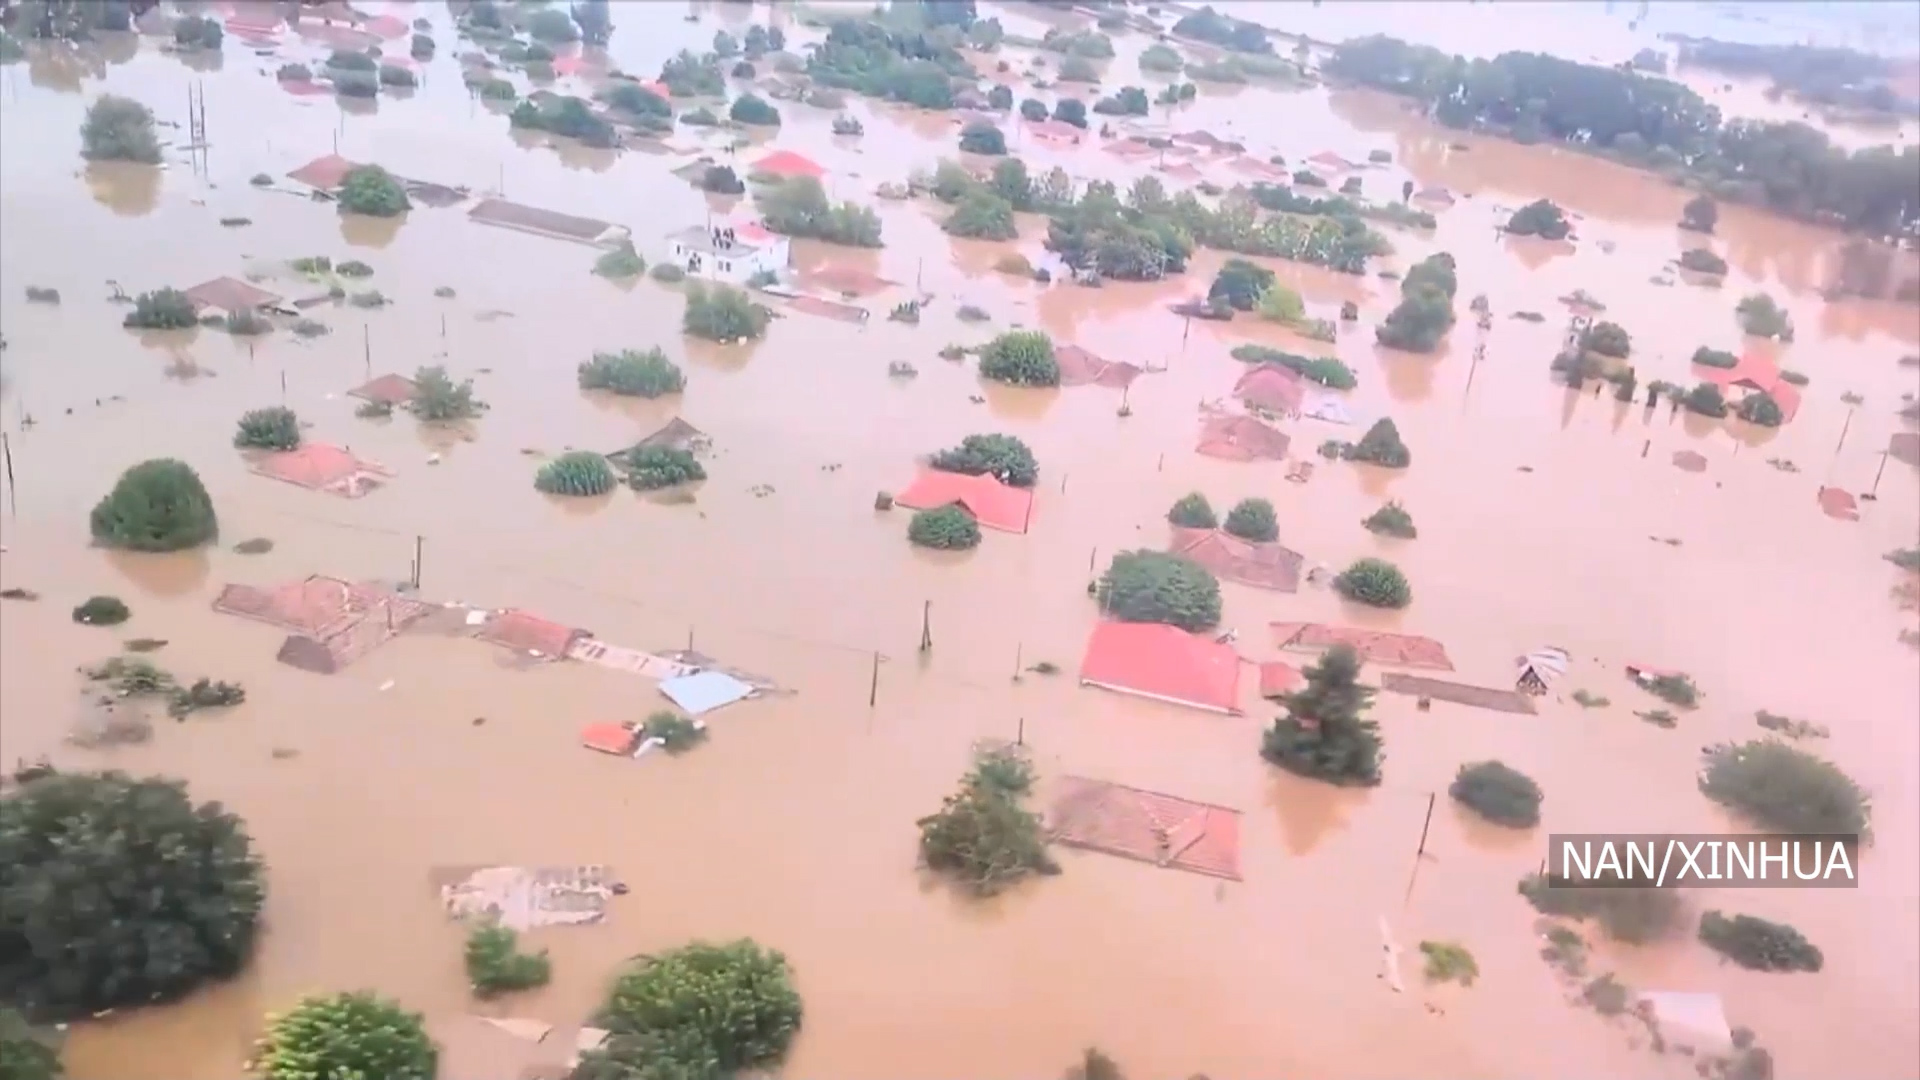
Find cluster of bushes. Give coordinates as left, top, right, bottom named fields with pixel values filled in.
left=1450, top=761, right=1543, bottom=827
left=683, top=282, right=770, bottom=341
left=1519, top=871, right=1682, bottom=944
left=1581, top=320, right=1632, bottom=358
left=464, top=921, right=551, bottom=995
left=234, top=406, right=301, bottom=451
left=411, top=366, right=484, bottom=421
left=91, top=459, right=218, bottom=551
left=1096, top=550, right=1222, bottom=632
left=253, top=991, right=437, bottom=1080
left=1698, top=911, right=1823, bottom=973
left=978, top=330, right=1059, bottom=387
left=1362, top=500, right=1416, bottom=539
left=943, top=188, right=1019, bottom=241
left=931, top=433, right=1038, bottom=488
left=123, top=287, right=198, bottom=330
left=574, top=940, right=802, bottom=1077
left=958, top=120, right=1007, bottom=155
left=593, top=243, right=646, bottom=278
left=1679, top=247, right=1728, bottom=275
left=1229, top=344, right=1356, bottom=389
left=1334, top=557, right=1411, bottom=609
left=338, top=165, right=411, bottom=216
left=510, top=94, right=618, bottom=147
left=1736, top=292, right=1793, bottom=340
left=917, top=746, right=1058, bottom=895
left=758, top=176, right=882, bottom=247
left=535, top=451, right=617, bottom=496
left=1699, top=739, right=1870, bottom=837
left=1323, top=417, right=1411, bottom=468
left=729, top=92, right=781, bottom=126
left=578, top=348, right=684, bottom=398
left=1375, top=252, right=1457, bottom=352
left=1504, top=199, right=1572, bottom=240
left=622, top=445, right=705, bottom=491
left=1262, top=645, right=1384, bottom=786
left=908, top=505, right=982, bottom=551
left=1164, top=493, right=1278, bottom=541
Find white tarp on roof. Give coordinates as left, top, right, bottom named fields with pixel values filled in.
left=1301, top=395, right=1354, bottom=424
left=1636, top=991, right=1733, bottom=1055
left=1520, top=646, right=1570, bottom=681
left=660, top=670, right=756, bottom=716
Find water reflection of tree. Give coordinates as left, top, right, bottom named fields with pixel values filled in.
left=175, top=47, right=223, bottom=75
left=339, top=210, right=405, bottom=249
left=1266, top=768, right=1362, bottom=856
left=86, top=160, right=161, bottom=216
left=98, top=29, right=138, bottom=66
left=104, top=547, right=211, bottom=598
left=554, top=140, right=618, bottom=174
left=978, top=379, right=1058, bottom=422
left=1375, top=345, right=1438, bottom=403
left=26, top=40, right=105, bottom=92
left=337, top=92, right=379, bottom=118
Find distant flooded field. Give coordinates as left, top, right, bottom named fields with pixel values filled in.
left=1, top=3, right=1916, bottom=1080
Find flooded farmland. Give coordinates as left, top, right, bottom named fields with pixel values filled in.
left=1, top=2, right=1917, bottom=1079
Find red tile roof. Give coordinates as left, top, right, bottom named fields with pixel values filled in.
left=1079, top=622, right=1243, bottom=714
left=581, top=722, right=638, bottom=756
left=896, top=470, right=1034, bottom=534
left=286, top=154, right=361, bottom=191
left=1234, top=364, right=1306, bottom=415
left=1259, top=661, right=1304, bottom=699
left=1700, top=351, right=1802, bottom=421
left=1196, top=414, right=1291, bottom=461
left=478, top=610, right=586, bottom=657
left=1170, top=527, right=1303, bottom=592
left=1051, top=775, right=1243, bottom=880
left=751, top=150, right=825, bottom=179
left=1817, top=486, right=1859, bottom=521
left=1271, top=622, right=1455, bottom=670
left=1307, top=150, right=1352, bottom=170
left=184, top=276, right=282, bottom=313
left=1056, top=343, right=1143, bottom=389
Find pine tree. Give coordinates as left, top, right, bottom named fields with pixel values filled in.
left=1260, top=645, right=1384, bottom=786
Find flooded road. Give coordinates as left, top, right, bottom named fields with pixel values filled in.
left=1, top=3, right=1917, bottom=1079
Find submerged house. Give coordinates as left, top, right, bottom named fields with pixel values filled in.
left=667, top=222, right=790, bottom=286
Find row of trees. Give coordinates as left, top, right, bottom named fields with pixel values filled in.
left=1167, top=492, right=1278, bottom=542
left=1325, top=35, right=1920, bottom=237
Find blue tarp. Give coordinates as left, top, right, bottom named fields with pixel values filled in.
left=659, top=670, right=755, bottom=716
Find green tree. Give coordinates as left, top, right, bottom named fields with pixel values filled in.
left=411, top=365, right=483, bottom=421
left=79, top=95, right=161, bottom=164
left=337, top=165, right=411, bottom=217
left=526, top=7, right=578, bottom=42
left=624, top=445, right=705, bottom=490
left=464, top=922, right=552, bottom=995
left=602, top=81, right=671, bottom=117
left=989, top=157, right=1031, bottom=209
left=1699, top=739, right=1871, bottom=837
left=1057, top=55, right=1099, bottom=83
left=1348, top=417, right=1410, bottom=467
left=757, top=176, right=882, bottom=247
left=1679, top=248, right=1727, bottom=274
left=535, top=451, right=617, bottom=496
left=1361, top=501, right=1416, bottom=538
left=1261, top=645, right=1383, bottom=786
left=1222, top=497, right=1278, bottom=542
left=729, top=92, right=780, bottom=126
left=1736, top=292, right=1793, bottom=339
left=253, top=992, right=435, bottom=1080
left=1736, top=391, right=1784, bottom=427
left=576, top=941, right=801, bottom=1077
left=1375, top=286, right=1454, bottom=352
left=578, top=348, right=685, bottom=398
left=0, top=770, right=263, bottom=1019
left=89, top=459, right=218, bottom=551
left=1449, top=761, right=1543, bottom=827
left=122, top=288, right=198, bottom=329
left=1335, top=557, right=1411, bottom=608
left=930, top=433, right=1038, bottom=487
left=1096, top=550, right=1222, bottom=632
left=978, top=330, right=1060, bottom=387
left=1229, top=345, right=1355, bottom=389
left=1680, top=194, right=1718, bottom=233
left=944, top=189, right=1018, bottom=240
left=234, top=407, right=301, bottom=451
left=958, top=120, right=1007, bottom=154
left=1166, top=492, right=1217, bottom=529
left=1505, top=199, right=1572, bottom=240
left=1698, top=911, right=1823, bottom=973
left=1254, top=283, right=1305, bottom=323
left=1582, top=320, right=1632, bottom=358
left=712, top=29, right=739, bottom=56
left=683, top=282, right=770, bottom=341
left=1140, top=43, right=1184, bottom=72
left=1052, top=97, right=1088, bottom=127
left=987, top=83, right=1013, bottom=109
left=1684, top=381, right=1728, bottom=417
left=916, top=746, right=1056, bottom=896
left=908, top=505, right=983, bottom=550
left=1019, top=98, right=1049, bottom=122
left=1207, top=258, right=1275, bottom=311
left=573, top=0, right=613, bottom=45
left=1690, top=346, right=1739, bottom=368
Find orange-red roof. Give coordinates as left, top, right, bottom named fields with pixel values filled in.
left=1259, top=660, right=1304, bottom=699
left=896, top=470, right=1034, bottom=534
left=1079, top=622, right=1242, bottom=714
left=286, top=153, right=361, bottom=191
left=1235, top=364, right=1306, bottom=415
left=581, top=722, right=638, bottom=756
left=1700, top=351, right=1802, bottom=421
left=752, top=150, right=825, bottom=179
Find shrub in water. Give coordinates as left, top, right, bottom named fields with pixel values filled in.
left=1699, top=739, right=1871, bottom=837
left=378, top=63, right=416, bottom=87
left=1335, top=557, right=1410, bottom=609
left=234, top=407, right=301, bottom=451
left=577, top=348, right=685, bottom=398
left=1449, top=761, right=1543, bottom=828
left=728, top=92, right=781, bottom=126
left=1261, top=645, right=1383, bottom=786
left=1362, top=501, right=1416, bottom=539
left=584, top=940, right=801, bottom=1076
left=1167, top=492, right=1217, bottom=529
left=535, top=452, right=617, bottom=496
left=624, top=445, right=705, bottom=490
left=1691, top=346, right=1738, bottom=369
left=464, top=922, right=552, bottom=996
left=336, top=165, right=410, bottom=217
left=599, top=243, right=652, bottom=276
left=1347, top=418, right=1410, bottom=467
left=1698, top=911, right=1823, bottom=973
left=1684, top=381, right=1728, bottom=417
left=1680, top=248, right=1727, bottom=275
left=80, top=95, right=161, bottom=163
left=1223, top=497, right=1278, bottom=542
left=253, top=991, right=435, bottom=1080
left=642, top=710, right=707, bottom=753
left=1504, top=199, right=1571, bottom=240
left=0, top=1009, right=61, bottom=1080
left=1582, top=320, right=1631, bottom=358
left=979, top=330, right=1060, bottom=387
left=72, top=595, right=131, bottom=626
left=650, top=263, right=687, bottom=283
left=123, top=288, right=197, bottom=330
left=908, top=505, right=983, bottom=550
left=90, top=459, right=218, bottom=552
left=1736, top=391, right=1784, bottom=427
left=276, top=62, right=312, bottom=82
left=930, top=433, right=1038, bottom=488
left=1, top=770, right=263, bottom=1018
left=1517, top=871, right=1682, bottom=944
left=917, top=746, right=1057, bottom=896
left=411, top=366, right=482, bottom=421
left=1096, top=550, right=1222, bottom=632
left=326, top=49, right=376, bottom=72
left=683, top=282, right=769, bottom=341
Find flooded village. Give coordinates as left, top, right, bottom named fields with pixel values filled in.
left=1, top=1, right=1917, bottom=1078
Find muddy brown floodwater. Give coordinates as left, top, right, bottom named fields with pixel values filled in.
left=1, top=2, right=1917, bottom=1079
